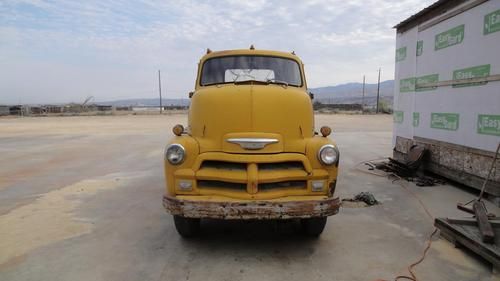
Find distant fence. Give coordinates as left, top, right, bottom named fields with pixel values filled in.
left=313, top=102, right=363, bottom=111
left=0, top=104, right=190, bottom=116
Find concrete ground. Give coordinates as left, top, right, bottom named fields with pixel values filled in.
left=0, top=114, right=498, bottom=281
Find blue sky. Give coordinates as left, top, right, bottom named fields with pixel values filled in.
left=0, top=0, right=435, bottom=104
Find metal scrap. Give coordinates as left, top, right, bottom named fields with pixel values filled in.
left=377, top=144, right=426, bottom=177
left=342, top=192, right=379, bottom=206
left=373, top=144, right=445, bottom=187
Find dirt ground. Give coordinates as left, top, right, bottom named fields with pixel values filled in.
left=0, top=114, right=498, bottom=281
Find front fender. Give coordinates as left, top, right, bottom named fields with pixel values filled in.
left=164, top=135, right=200, bottom=196
left=305, top=136, right=339, bottom=184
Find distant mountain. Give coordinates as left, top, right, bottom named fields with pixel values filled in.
left=97, top=80, right=394, bottom=107
left=99, top=98, right=190, bottom=107
left=309, top=80, right=394, bottom=105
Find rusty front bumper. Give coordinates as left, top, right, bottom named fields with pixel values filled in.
left=163, top=195, right=340, bottom=219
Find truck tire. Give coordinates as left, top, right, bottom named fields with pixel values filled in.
left=173, top=215, right=200, bottom=238
left=301, top=217, right=327, bottom=237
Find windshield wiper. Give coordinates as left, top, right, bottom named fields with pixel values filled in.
left=266, top=79, right=288, bottom=88
left=232, top=79, right=291, bottom=88
left=233, top=80, right=268, bottom=85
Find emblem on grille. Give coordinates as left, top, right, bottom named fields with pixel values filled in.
left=226, top=138, right=279, bottom=150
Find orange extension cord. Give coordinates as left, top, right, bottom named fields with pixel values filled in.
left=354, top=158, right=439, bottom=281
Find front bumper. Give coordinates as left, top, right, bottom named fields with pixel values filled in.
left=163, top=195, right=340, bottom=219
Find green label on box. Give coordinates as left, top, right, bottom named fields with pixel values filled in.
left=396, top=47, right=407, bottom=62
left=453, top=64, right=490, bottom=87
left=431, top=113, right=459, bottom=131
left=416, top=40, right=423, bottom=56
left=435, top=25, right=464, bottom=50
left=413, top=112, right=420, bottom=127
left=478, top=115, right=500, bottom=136
left=400, top=77, right=416, bottom=93
left=394, top=111, right=404, bottom=123
left=484, top=9, right=500, bottom=35
left=416, top=74, right=438, bottom=92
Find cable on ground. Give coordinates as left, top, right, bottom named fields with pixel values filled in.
left=353, top=158, right=438, bottom=281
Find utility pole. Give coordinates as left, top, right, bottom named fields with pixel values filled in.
left=158, top=70, right=163, bottom=114
left=376, top=68, right=381, bottom=114
left=361, top=75, right=365, bottom=114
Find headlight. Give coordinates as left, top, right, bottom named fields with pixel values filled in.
left=165, top=144, right=185, bottom=165
left=318, top=144, right=339, bottom=165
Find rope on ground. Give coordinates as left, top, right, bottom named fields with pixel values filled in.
left=354, top=158, right=438, bottom=281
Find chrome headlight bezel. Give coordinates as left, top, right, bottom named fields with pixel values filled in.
left=318, top=144, right=339, bottom=166
left=165, top=143, right=186, bottom=165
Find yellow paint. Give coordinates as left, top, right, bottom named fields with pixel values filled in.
left=164, top=49, right=338, bottom=209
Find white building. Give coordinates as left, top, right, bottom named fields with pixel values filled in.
left=393, top=0, right=500, bottom=199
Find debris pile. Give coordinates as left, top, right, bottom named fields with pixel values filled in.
left=342, top=192, right=379, bottom=207
left=372, top=144, right=445, bottom=187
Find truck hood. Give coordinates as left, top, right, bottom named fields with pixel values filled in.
left=188, top=84, right=314, bottom=154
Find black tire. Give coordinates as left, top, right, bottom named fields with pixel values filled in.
left=173, top=215, right=200, bottom=238
left=301, top=217, right=327, bottom=237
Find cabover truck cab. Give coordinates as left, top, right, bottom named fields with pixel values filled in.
left=163, top=48, right=340, bottom=237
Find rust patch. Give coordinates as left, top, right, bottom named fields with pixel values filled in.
left=163, top=195, right=340, bottom=219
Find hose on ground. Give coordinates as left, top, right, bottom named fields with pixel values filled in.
left=353, top=158, right=438, bottom=281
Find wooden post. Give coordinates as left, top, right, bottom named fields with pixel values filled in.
left=473, top=200, right=495, bottom=243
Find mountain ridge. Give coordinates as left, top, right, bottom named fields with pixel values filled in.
left=97, top=80, right=395, bottom=106
left=310, top=80, right=394, bottom=105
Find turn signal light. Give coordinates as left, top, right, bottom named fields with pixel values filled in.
left=178, top=180, right=193, bottom=191
left=320, top=126, right=332, bottom=137
left=172, top=124, right=184, bottom=136
left=311, top=180, right=325, bottom=192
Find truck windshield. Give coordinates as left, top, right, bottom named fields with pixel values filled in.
left=200, top=56, right=302, bottom=87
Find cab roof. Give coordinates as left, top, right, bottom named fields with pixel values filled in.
left=200, top=49, right=303, bottom=64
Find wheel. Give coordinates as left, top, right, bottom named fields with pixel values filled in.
left=173, top=215, right=200, bottom=238
left=301, top=217, right=327, bottom=237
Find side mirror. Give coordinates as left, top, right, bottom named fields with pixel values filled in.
left=308, top=92, right=314, bottom=99
left=189, top=91, right=194, bottom=98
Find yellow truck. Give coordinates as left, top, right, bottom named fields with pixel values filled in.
left=163, top=48, right=340, bottom=237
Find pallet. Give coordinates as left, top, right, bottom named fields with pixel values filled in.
left=435, top=217, right=500, bottom=269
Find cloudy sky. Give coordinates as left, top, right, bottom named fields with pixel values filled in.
left=0, top=0, right=436, bottom=104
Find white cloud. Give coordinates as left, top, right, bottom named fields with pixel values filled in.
left=0, top=0, right=436, bottom=104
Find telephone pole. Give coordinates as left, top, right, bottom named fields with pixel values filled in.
left=158, top=70, right=163, bottom=114
left=376, top=68, right=381, bottom=114
left=362, top=75, right=365, bottom=114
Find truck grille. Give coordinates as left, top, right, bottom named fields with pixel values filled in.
left=197, top=180, right=246, bottom=190
left=200, top=160, right=247, bottom=170
left=258, top=180, right=307, bottom=190
left=196, top=159, right=309, bottom=192
left=258, top=161, right=304, bottom=171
